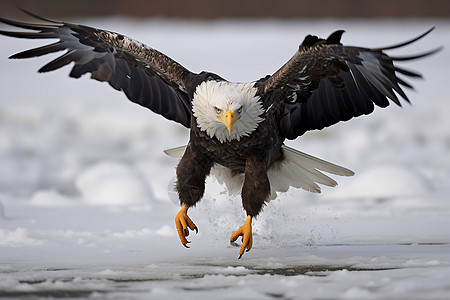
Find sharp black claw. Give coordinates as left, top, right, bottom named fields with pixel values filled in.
left=238, top=254, right=243, bottom=259
left=183, top=244, right=190, bottom=248
left=246, top=249, right=251, bottom=252
left=194, top=226, right=198, bottom=234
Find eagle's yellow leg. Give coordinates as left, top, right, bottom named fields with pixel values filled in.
left=175, top=204, right=198, bottom=248
left=230, top=215, right=253, bottom=259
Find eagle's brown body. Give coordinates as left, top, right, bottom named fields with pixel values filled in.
left=179, top=94, right=284, bottom=216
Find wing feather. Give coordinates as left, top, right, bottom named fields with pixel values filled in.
left=0, top=12, right=197, bottom=127
left=9, top=42, right=67, bottom=58
left=258, top=29, right=440, bottom=139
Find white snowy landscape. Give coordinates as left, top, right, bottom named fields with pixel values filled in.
left=0, top=16, right=449, bottom=299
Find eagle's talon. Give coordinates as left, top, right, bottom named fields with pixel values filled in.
left=175, top=204, right=197, bottom=247
left=183, top=243, right=190, bottom=248
left=230, top=215, right=253, bottom=258
left=194, top=226, right=198, bottom=234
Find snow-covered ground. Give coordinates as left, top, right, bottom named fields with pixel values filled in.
left=0, top=17, right=449, bottom=299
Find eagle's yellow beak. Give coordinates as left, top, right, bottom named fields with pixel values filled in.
left=218, top=110, right=240, bottom=135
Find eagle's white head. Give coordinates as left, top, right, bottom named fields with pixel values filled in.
left=192, top=81, right=265, bottom=143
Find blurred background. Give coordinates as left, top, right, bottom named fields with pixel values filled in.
left=0, top=0, right=447, bottom=198
left=0, top=1, right=450, bottom=298
left=1, top=0, right=449, bottom=19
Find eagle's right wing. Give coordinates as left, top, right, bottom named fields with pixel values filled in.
left=258, top=29, right=440, bottom=139
left=0, top=11, right=197, bottom=128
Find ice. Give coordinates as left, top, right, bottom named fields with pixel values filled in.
left=0, top=17, right=450, bottom=299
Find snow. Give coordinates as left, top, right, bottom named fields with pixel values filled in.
left=329, top=163, right=433, bottom=199
left=1, top=17, right=450, bottom=299
left=0, top=228, right=45, bottom=247
left=75, top=160, right=154, bottom=206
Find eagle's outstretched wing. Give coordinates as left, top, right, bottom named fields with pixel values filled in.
left=258, top=29, right=441, bottom=139
left=0, top=11, right=197, bottom=127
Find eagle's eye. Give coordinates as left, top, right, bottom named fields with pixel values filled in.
left=237, top=107, right=242, bottom=114
left=215, top=107, right=222, bottom=114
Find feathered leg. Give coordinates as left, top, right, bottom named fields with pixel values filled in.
left=230, top=155, right=270, bottom=258
left=175, top=144, right=213, bottom=248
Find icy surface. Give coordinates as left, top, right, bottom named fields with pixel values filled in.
left=0, top=18, right=449, bottom=299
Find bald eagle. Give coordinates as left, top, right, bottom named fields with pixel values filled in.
left=0, top=11, right=439, bottom=258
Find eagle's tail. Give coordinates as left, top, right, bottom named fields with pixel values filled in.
left=164, top=145, right=354, bottom=200
left=265, top=145, right=354, bottom=199
left=164, top=145, right=187, bottom=158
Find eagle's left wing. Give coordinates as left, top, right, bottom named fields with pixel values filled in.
left=258, top=29, right=440, bottom=139
left=0, top=11, right=198, bottom=128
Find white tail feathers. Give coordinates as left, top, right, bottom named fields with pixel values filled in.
left=163, top=145, right=187, bottom=158
left=164, top=144, right=354, bottom=200
left=266, top=145, right=354, bottom=199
